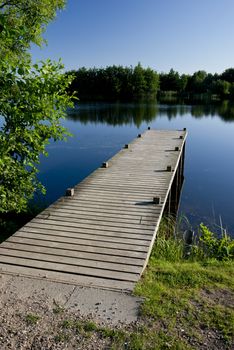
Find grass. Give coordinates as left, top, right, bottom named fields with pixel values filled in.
left=53, top=304, right=64, bottom=315
left=25, top=313, right=40, bottom=326
left=57, top=318, right=192, bottom=349
left=54, top=332, right=70, bottom=343
left=132, top=219, right=234, bottom=349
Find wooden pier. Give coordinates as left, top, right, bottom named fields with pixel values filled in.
left=0, top=129, right=187, bottom=292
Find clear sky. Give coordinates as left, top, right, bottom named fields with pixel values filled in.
left=31, top=0, right=234, bottom=74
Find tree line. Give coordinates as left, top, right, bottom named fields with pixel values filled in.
left=67, top=65, right=234, bottom=101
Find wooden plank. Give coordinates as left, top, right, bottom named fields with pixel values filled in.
left=1, top=241, right=144, bottom=266
left=41, top=208, right=158, bottom=225
left=19, top=227, right=151, bottom=246
left=68, top=192, right=166, bottom=202
left=20, top=226, right=152, bottom=242
left=0, top=264, right=135, bottom=291
left=70, top=188, right=169, bottom=199
left=36, top=213, right=156, bottom=231
left=14, top=231, right=149, bottom=253
left=0, top=245, right=140, bottom=273
left=0, top=254, right=139, bottom=282
left=7, top=236, right=147, bottom=259
left=52, top=200, right=161, bottom=215
left=80, top=183, right=169, bottom=189
left=23, top=222, right=153, bottom=238
left=72, top=186, right=169, bottom=197
left=27, top=219, right=155, bottom=234
left=65, top=198, right=165, bottom=208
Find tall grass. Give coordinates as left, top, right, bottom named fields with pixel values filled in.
left=152, top=215, right=234, bottom=263
left=151, top=215, right=184, bottom=262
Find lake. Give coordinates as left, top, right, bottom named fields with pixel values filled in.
left=37, top=101, right=234, bottom=234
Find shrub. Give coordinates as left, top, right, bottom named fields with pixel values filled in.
left=191, top=224, right=234, bottom=261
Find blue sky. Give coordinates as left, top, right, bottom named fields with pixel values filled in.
left=31, top=0, right=234, bottom=74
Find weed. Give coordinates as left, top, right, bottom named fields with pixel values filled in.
left=99, top=327, right=125, bottom=342
left=191, top=223, right=234, bottom=261
left=83, top=320, right=97, bottom=332
left=53, top=300, right=64, bottom=314
left=61, top=319, right=73, bottom=329
left=25, top=313, right=40, bottom=325
left=54, top=332, right=70, bottom=343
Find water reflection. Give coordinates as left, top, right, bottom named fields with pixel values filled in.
left=67, top=102, right=158, bottom=127
left=190, top=101, right=234, bottom=122
left=67, top=101, right=234, bottom=126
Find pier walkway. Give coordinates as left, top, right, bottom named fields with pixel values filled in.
left=0, top=129, right=187, bottom=292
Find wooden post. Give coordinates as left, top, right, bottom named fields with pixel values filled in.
left=66, top=188, right=74, bottom=197
left=171, top=166, right=180, bottom=215
left=153, top=196, right=161, bottom=204
left=168, top=190, right=171, bottom=216
left=181, top=143, right=186, bottom=177
left=102, top=162, right=108, bottom=168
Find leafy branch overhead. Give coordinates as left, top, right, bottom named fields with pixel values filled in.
left=0, top=0, right=66, bottom=63
left=0, top=1, right=75, bottom=213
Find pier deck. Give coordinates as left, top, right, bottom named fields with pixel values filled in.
left=0, top=129, right=187, bottom=292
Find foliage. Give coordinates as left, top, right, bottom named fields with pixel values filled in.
left=0, top=0, right=66, bottom=65
left=0, top=60, right=73, bottom=213
left=211, top=79, right=231, bottom=97
left=159, top=68, right=181, bottom=92
left=25, top=313, right=40, bottom=325
left=153, top=218, right=234, bottom=262
left=67, top=63, right=159, bottom=101
left=221, top=68, right=234, bottom=83
left=0, top=0, right=74, bottom=213
left=192, top=223, right=234, bottom=261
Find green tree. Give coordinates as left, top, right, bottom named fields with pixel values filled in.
left=178, top=74, right=189, bottom=94
left=220, top=68, right=234, bottom=83
left=159, top=69, right=181, bottom=92
left=132, top=63, right=147, bottom=97
left=143, top=67, right=159, bottom=98
left=211, top=79, right=230, bottom=97
left=0, top=0, right=74, bottom=213
left=188, top=70, right=207, bottom=94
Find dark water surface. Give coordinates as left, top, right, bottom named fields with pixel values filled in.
left=37, top=102, right=234, bottom=234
